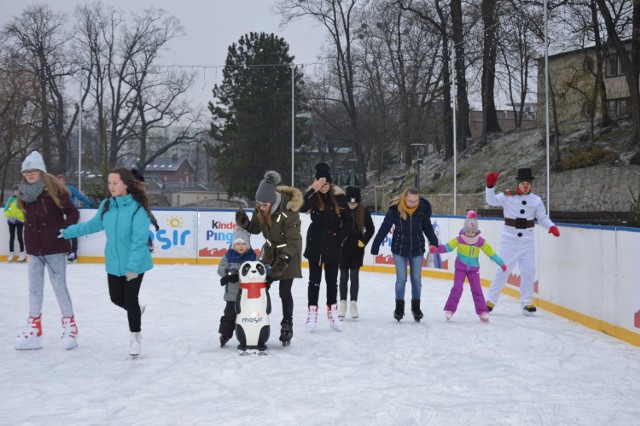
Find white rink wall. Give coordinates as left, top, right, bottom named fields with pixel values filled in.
left=1, top=208, right=638, bottom=345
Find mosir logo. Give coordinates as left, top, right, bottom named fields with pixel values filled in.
left=242, top=315, right=263, bottom=324
left=152, top=216, right=192, bottom=250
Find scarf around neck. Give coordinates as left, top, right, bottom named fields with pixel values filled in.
left=19, top=180, right=45, bottom=203
left=400, top=197, right=418, bottom=215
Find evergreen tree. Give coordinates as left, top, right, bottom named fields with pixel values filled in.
left=208, top=32, right=308, bottom=198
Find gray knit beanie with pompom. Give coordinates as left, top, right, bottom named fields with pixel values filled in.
left=255, top=171, right=281, bottom=204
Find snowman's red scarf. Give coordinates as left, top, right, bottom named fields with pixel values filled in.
left=504, top=188, right=523, bottom=196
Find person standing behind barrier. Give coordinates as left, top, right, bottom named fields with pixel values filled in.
left=4, top=185, right=26, bottom=262
left=15, top=151, right=80, bottom=350
left=338, top=186, right=375, bottom=319
left=430, top=210, right=506, bottom=322
left=300, top=163, right=353, bottom=332
left=56, top=174, right=94, bottom=262
left=370, top=187, right=438, bottom=323
left=235, top=170, right=303, bottom=347
left=484, top=168, right=560, bottom=316
left=61, top=167, right=153, bottom=356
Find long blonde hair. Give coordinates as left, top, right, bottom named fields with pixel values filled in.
left=18, top=172, right=71, bottom=210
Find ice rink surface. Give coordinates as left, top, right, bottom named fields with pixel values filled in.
left=1, top=262, right=639, bottom=425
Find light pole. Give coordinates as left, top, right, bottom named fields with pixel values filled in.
left=411, top=144, right=426, bottom=192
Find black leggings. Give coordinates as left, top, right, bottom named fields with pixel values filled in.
left=107, top=273, right=144, bottom=332
left=339, top=266, right=360, bottom=301
left=277, top=278, right=294, bottom=322
left=8, top=222, right=24, bottom=252
left=307, top=261, right=339, bottom=306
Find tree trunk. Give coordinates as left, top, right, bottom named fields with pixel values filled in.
left=480, top=0, right=502, bottom=145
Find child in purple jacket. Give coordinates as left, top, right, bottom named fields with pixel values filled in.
left=430, top=211, right=506, bottom=322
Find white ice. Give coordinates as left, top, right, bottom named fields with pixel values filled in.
left=1, top=262, right=639, bottom=426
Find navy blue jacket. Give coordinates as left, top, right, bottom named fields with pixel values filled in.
left=370, top=198, right=438, bottom=258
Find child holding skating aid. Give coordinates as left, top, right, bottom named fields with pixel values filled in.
left=217, top=227, right=257, bottom=347
left=430, top=210, right=506, bottom=322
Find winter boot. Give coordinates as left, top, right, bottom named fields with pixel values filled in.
left=338, top=300, right=347, bottom=319
left=280, top=319, right=293, bottom=347
left=523, top=305, right=537, bottom=316
left=350, top=300, right=359, bottom=319
left=306, top=305, right=318, bottom=332
left=61, top=316, right=78, bottom=350
left=219, top=334, right=231, bottom=347
left=130, top=332, right=142, bottom=356
left=445, top=311, right=454, bottom=321
left=17, top=252, right=26, bottom=262
left=394, top=300, right=405, bottom=322
left=486, top=301, right=495, bottom=312
left=479, top=312, right=490, bottom=322
left=327, top=304, right=343, bottom=332
left=411, top=299, right=424, bottom=322
left=15, top=315, right=43, bottom=350
left=7, top=252, right=14, bottom=263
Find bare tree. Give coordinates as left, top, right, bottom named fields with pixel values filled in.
left=74, top=3, right=197, bottom=180
left=595, top=0, right=640, bottom=147
left=2, top=4, right=79, bottom=172
left=275, top=0, right=371, bottom=186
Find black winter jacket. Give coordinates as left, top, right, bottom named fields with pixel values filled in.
left=370, top=197, right=438, bottom=258
left=300, top=186, right=353, bottom=264
left=340, top=207, right=375, bottom=269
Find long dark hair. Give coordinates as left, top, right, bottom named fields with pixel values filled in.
left=101, top=167, right=152, bottom=220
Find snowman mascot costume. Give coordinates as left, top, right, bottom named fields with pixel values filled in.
left=236, top=261, right=271, bottom=354
left=484, top=168, right=560, bottom=315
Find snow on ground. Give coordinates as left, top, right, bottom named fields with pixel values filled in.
left=1, top=262, right=639, bottom=426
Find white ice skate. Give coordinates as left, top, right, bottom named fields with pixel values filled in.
left=338, top=300, right=347, bottom=319
left=15, top=316, right=43, bottom=350
left=61, top=316, right=78, bottom=350
left=130, top=332, right=141, bottom=357
left=328, top=304, right=343, bottom=332
left=350, top=301, right=359, bottom=319
left=306, top=305, right=318, bottom=332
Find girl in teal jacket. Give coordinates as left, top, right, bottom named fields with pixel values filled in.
left=62, top=168, right=153, bottom=356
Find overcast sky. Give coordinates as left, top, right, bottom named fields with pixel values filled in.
left=0, top=0, right=327, bottom=107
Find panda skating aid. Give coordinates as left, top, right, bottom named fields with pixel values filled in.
left=235, top=261, right=271, bottom=355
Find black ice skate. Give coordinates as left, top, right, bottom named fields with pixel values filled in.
left=279, top=319, right=293, bottom=347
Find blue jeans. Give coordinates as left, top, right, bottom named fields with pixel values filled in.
left=393, top=253, right=423, bottom=300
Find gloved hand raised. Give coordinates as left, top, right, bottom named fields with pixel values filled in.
left=548, top=226, right=560, bottom=237
left=270, top=257, right=288, bottom=278
left=236, top=208, right=250, bottom=228
left=486, top=171, right=500, bottom=188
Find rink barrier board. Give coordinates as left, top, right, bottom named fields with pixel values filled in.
left=1, top=208, right=638, bottom=347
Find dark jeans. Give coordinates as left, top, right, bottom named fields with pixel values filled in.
left=218, top=301, right=237, bottom=337
left=308, top=261, right=339, bottom=306
left=107, top=273, right=144, bottom=332
left=8, top=222, right=24, bottom=252
left=339, top=266, right=360, bottom=301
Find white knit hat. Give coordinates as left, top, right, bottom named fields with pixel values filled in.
left=22, top=151, right=47, bottom=173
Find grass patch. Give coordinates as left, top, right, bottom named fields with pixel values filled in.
left=560, top=146, right=617, bottom=171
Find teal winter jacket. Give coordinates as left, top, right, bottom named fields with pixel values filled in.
left=62, top=194, right=153, bottom=276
